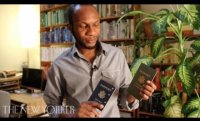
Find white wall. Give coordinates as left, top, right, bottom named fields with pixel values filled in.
left=0, top=5, right=40, bottom=71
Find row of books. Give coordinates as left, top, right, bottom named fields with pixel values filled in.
left=41, top=8, right=68, bottom=27
left=41, top=4, right=133, bottom=18
left=100, top=19, right=135, bottom=40
left=40, top=27, right=76, bottom=45
left=41, top=44, right=134, bottom=65
left=40, top=4, right=67, bottom=11
left=41, top=47, right=70, bottom=62
left=93, top=4, right=133, bottom=18
left=117, top=44, right=134, bottom=64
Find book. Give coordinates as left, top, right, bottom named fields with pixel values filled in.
left=88, top=80, right=115, bottom=111
left=128, top=63, right=157, bottom=100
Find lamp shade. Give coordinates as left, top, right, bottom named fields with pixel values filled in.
left=19, top=5, right=39, bottom=48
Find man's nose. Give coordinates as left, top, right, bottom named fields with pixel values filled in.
left=87, top=26, right=96, bottom=35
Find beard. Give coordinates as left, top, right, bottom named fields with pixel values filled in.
left=76, top=38, right=97, bottom=49
left=71, top=27, right=98, bottom=50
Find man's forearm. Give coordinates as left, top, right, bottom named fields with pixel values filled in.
left=127, top=93, right=136, bottom=104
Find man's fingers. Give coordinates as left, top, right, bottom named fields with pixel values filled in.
left=83, top=110, right=96, bottom=118
left=140, top=80, right=157, bottom=100
left=77, top=102, right=103, bottom=118
left=146, top=80, right=157, bottom=90
left=143, top=81, right=157, bottom=93
left=86, top=107, right=101, bottom=117
left=87, top=101, right=104, bottom=110
left=140, top=91, right=149, bottom=100
left=142, top=88, right=153, bottom=97
left=78, top=112, right=94, bottom=118
left=143, top=84, right=154, bottom=93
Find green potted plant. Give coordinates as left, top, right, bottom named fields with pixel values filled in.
left=118, top=4, right=200, bottom=117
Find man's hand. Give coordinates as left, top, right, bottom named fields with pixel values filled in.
left=140, top=80, right=157, bottom=100
left=75, top=101, right=104, bottom=118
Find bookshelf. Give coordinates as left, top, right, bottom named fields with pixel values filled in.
left=40, top=4, right=75, bottom=69
left=94, top=4, right=140, bottom=64
left=40, top=4, right=140, bottom=68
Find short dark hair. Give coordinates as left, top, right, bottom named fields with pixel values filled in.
left=68, top=4, right=79, bottom=26
left=67, top=4, right=96, bottom=26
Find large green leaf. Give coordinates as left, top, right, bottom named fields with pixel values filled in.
left=151, top=36, right=165, bottom=58
left=175, top=5, right=200, bottom=30
left=177, top=62, right=195, bottom=95
left=163, top=95, right=180, bottom=108
left=188, top=110, right=200, bottom=118
left=154, top=9, right=170, bottom=16
left=170, top=95, right=180, bottom=105
left=163, top=98, right=170, bottom=108
left=161, top=76, right=171, bottom=85
left=152, top=14, right=171, bottom=35
left=182, top=97, right=200, bottom=114
left=130, top=57, right=153, bottom=76
left=191, top=40, right=200, bottom=52
left=188, top=52, right=200, bottom=68
left=163, top=102, right=184, bottom=118
left=160, top=66, right=174, bottom=86
left=162, top=87, right=171, bottom=98
left=118, top=10, right=157, bottom=24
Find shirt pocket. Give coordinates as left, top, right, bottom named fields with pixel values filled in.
left=101, top=69, right=121, bottom=90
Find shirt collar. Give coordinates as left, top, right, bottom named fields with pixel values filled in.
left=70, top=40, right=107, bottom=58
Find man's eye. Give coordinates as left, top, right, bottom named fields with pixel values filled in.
left=80, top=25, right=86, bottom=29
left=94, top=23, right=100, bottom=26
left=94, top=24, right=99, bottom=27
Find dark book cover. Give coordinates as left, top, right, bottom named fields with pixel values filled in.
left=88, top=80, right=115, bottom=111
left=128, top=63, right=157, bottom=100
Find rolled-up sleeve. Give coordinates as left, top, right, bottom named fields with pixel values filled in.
left=118, top=50, right=139, bottom=110
left=43, top=63, right=65, bottom=117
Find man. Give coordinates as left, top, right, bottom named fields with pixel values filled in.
left=43, top=4, right=156, bottom=118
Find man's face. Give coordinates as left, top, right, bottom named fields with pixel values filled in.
left=71, top=5, right=100, bottom=49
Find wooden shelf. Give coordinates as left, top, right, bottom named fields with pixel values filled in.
left=138, top=111, right=163, bottom=118
left=152, top=63, right=178, bottom=67
left=100, top=15, right=135, bottom=22
left=101, top=38, right=134, bottom=43
left=163, top=34, right=200, bottom=44
left=119, top=109, right=134, bottom=113
left=119, top=108, right=163, bottom=118
left=40, top=4, right=69, bottom=12
left=41, top=23, right=69, bottom=32
left=191, top=88, right=200, bottom=94
left=145, top=34, right=200, bottom=44
left=119, top=108, right=137, bottom=118
left=40, top=42, right=74, bottom=47
left=41, top=61, right=51, bottom=66
left=190, top=34, right=200, bottom=38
